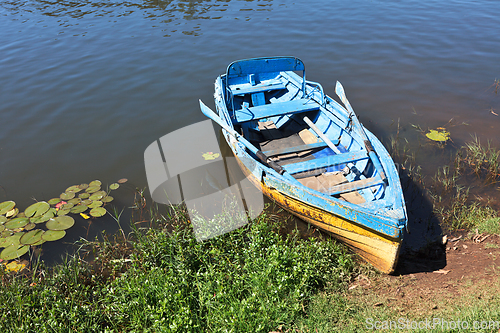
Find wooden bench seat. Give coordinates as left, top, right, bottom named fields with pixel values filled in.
left=283, top=150, right=368, bottom=175
left=262, top=141, right=333, bottom=156
left=234, top=99, right=320, bottom=123
left=229, top=81, right=286, bottom=96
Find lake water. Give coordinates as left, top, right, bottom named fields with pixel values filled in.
left=1, top=0, right=499, bottom=261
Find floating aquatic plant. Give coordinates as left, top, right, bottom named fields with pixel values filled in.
left=60, top=192, right=75, bottom=200
left=25, top=201, right=50, bottom=218
left=85, top=186, right=100, bottom=194
left=65, top=185, right=82, bottom=193
left=5, top=217, right=29, bottom=230
left=20, top=229, right=44, bottom=245
left=70, top=205, right=88, bottom=214
left=42, top=230, right=65, bottom=242
left=0, top=244, right=29, bottom=261
left=48, top=198, right=61, bottom=205
left=88, top=201, right=103, bottom=209
left=102, top=196, right=114, bottom=203
left=46, top=216, right=75, bottom=231
left=3, top=260, right=27, bottom=273
left=5, top=208, right=18, bottom=218
left=90, top=207, right=106, bottom=217
left=0, top=178, right=124, bottom=265
left=0, top=201, right=16, bottom=215
left=89, top=193, right=104, bottom=201
left=426, top=128, right=450, bottom=142
left=89, top=180, right=102, bottom=187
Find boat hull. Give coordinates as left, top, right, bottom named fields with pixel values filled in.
left=233, top=147, right=401, bottom=274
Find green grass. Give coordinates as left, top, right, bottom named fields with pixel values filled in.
left=0, top=204, right=355, bottom=332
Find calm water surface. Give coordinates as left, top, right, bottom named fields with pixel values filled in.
left=1, top=0, right=499, bottom=260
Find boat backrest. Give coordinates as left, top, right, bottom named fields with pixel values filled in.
left=225, top=57, right=306, bottom=105
left=226, top=57, right=305, bottom=78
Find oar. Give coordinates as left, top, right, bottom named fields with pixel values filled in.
left=199, top=99, right=285, bottom=175
left=303, top=116, right=358, bottom=176
left=335, top=82, right=387, bottom=182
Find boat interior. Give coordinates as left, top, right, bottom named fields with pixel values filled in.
left=220, top=63, right=391, bottom=209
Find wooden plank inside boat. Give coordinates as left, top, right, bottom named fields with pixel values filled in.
left=298, top=173, right=366, bottom=204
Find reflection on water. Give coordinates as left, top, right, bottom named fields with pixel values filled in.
left=1, top=0, right=274, bottom=36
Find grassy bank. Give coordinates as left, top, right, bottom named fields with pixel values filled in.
left=1, top=137, right=500, bottom=332
left=0, top=205, right=355, bottom=332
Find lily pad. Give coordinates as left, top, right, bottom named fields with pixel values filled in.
left=0, top=225, right=4, bottom=233
left=88, top=201, right=103, bottom=208
left=31, top=238, right=46, bottom=246
left=68, top=198, right=81, bottom=205
left=31, top=208, right=56, bottom=224
left=90, top=207, right=106, bottom=217
left=0, top=216, right=7, bottom=224
left=202, top=152, right=220, bottom=160
left=70, top=204, right=88, bottom=214
left=1, top=230, right=13, bottom=238
left=79, top=193, right=90, bottom=199
left=89, top=180, right=102, bottom=187
left=4, top=217, right=29, bottom=230
left=24, top=223, right=36, bottom=231
left=48, top=198, right=62, bottom=205
left=42, top=230, right=66, bottom=242
left=89, top=193, right=104, bottom=201
left=101, top=196, right=114, bottom=203
left=0, top=233, right=24, bottom=248
left=25, top=201, right=50, bottom=218
left=81, top=199, right=92, bottom=206
left=0, top=236, right=12, bottom=248
left=66, top=185, right=82, bottom=193
left=95, top=190, right=107, bottom=197
left=109, top=183, right=120, bottom=190
left=60, top=203, right=74, bottom=210
left=4, top=261, right=27, bottom=273
left=20, top=229, right=44, bottom=245
left=0, top=201, right=16, bottom=215
left=46, top=216, right=75, bottom=231
left=60, top=192, right=75, bottom=200
left=78, top=183, right=89, bottom=190
left=5, top=208, right=19, bottom=218
left=56, top=208, right=70, bottom=216
left=85, top=186, right=100, bottom=194
left=426, top=129, right=450, bottom=142
left=0, top=244, right=29, bottom=260
left=117, top=178, right=128, bottom=184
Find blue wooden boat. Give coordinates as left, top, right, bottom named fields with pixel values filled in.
left=199, top=56, right=407, bottom=273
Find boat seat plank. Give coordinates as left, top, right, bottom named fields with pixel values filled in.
left=262, top=141, right=330, bottom=156
left=298, top=173, right=366, bottom=204
left=234, top=99, right=319, bottom=123
left=230, top=81, right=286, bottom=96
left=283, top=150, right=368, bottom=174
left=326, top=176, right=384, bottom=196
left=317, top=174, right=366, bottom=204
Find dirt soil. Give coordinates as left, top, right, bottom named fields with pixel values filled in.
left=349, top=233, right=500, bottom=317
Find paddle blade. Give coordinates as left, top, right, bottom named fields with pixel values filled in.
left=335, top=81, right=346, bottom=103
left=199, top=99, right=217, bottom=121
